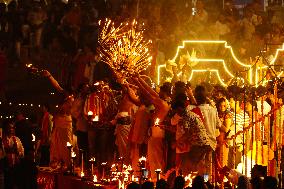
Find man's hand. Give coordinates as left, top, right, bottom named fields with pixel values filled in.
left=42, top=70, right=51, bottom=77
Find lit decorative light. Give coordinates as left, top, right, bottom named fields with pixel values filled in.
left=154, top=118, right=160, bottom=126
left=80, top=172, right=85, bottom=177
left=9, top=102, right=12, bottom=105
left=32, top=134, right=36, bottom=142
left=88, top=111, right=94, bottom=116
left=26, top=63, right=33, bottom=68
left=157, top=40, right=284, bottom=86
left=89, top=157, right=96, bottom=175
left=93, top=175, right=98, bottom=182
left=98, top=19, right=152, bottom=79
left=67, top=142, right=72, bottom=147
left=92, top=115, right=99, bottom=122
left=172, top=40, right=251, bottom=67
left=184, top=173, right=196, bottom=188
left=139, top=156, right=146, bottom=162
left=71, top=152, right=76, bottom=158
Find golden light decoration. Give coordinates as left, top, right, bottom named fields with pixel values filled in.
left=157, top=40, right=284, bottom=86
left=98, top=19, right=152, bottom=78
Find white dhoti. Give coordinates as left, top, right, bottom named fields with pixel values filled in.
left=114, top=112, right=131, bottom=161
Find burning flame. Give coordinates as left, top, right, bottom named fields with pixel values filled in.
left=154, top=118, right=160, bottom=126
left=71, top=151, right=76, bottom=158
left=32, top=134, right=35, bottom=142
left=80, top=172, right=85, bottom=177
left=94, top=82, right=100, bottom=86
left=88, top=111, right=94, bottom=116
left=89, top=157, right=96, bottom=162
left=66, top=142, right=72, bottom=147
left=155, top=169, right=162, bottom=172
left=127, top=165, right=132, bottom=171
left=26, top=64, right=33, bottom=68
left=101, top=162, right=107, bottom=166
left=118, top=180, right=125, bottom=189
left=93, top=175, right=98, bottom=182
left=139, top=156, right=146, bottom=162
left=184, top=173, right=196, bottom=187
left=93, top=115, right=99, bottom=122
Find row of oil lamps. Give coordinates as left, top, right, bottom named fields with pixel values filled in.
left=66, top=142, right=162, bottom=188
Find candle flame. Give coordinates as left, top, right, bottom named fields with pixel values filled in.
left=139, top=156, right=146, bottom=162
left=92, top=115, right=99, bottom=122
left=154, top=118, right=160, bottom=126
left=184, top=173, right=196, bottom=187
left=32, top=134, right=35, bottom=142
left=67, top=142, right=72, bottom=147
left=80, top=172, right=85, bottom=177
left=127, top=165, right=132, bottom=170
left=94, top=82, right=100, bottom=86
left=89, top=157, right=96, bottom=162
left=71, top=151, right=76, bottom=158
left=88, top=111, right=94, bottom=116
left=93, top=175, right=98, bottom=182
left=26, top=64, right=33, bottom=68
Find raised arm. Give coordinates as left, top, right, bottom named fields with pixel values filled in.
left=132, top=77, right=165, bottom=107
left=124, top=82, right=141, bottom=106
left=137, top=75, right=159, bottom=98
left=42, top=70, right=64, bottom=92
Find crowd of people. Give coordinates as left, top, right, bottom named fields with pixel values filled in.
left=0, top=0, right=284, bottom=89
left=0, top=0, right=284, bottom=189
left=1, top=66, right=283, bottom=189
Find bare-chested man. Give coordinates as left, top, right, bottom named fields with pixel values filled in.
left=111, top=87, right=137, bottom=164
left=133, top=75, right=171, bottom=178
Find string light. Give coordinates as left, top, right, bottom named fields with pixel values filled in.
left=157, top=40, right=284, bottom=86
left=171, top=40, right=251, bottom=67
